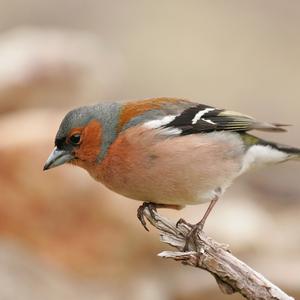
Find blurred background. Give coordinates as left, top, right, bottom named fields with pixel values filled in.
left=0, top=0, right=299, bottom=299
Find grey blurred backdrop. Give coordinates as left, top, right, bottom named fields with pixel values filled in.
left=0, top=1, right=299, bottom=299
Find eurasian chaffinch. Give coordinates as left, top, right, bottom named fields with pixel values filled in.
left=44, top=98, right=299, bottom=248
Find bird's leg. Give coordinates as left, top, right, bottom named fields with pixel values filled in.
left=183, top=196, right=219, bottom=251
left=137, top=202, right=158, bottom=231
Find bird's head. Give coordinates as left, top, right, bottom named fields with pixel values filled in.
left=43, top=105, right=104, bottom=171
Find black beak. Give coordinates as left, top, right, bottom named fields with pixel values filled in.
left=43, top=147, right=74, bottom=170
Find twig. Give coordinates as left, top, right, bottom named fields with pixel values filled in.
left=143, top=208, right=294, bottom=300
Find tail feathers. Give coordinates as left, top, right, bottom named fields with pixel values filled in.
left=253, top=122, right=291, bottom=132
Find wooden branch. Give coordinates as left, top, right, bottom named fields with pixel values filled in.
left=143, top=208, right=294, bottom=300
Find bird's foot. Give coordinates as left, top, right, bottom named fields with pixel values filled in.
left=182, top=221, right=205, bottom=252
left=181, top=196, right=218, bottom=251
left=176, top=218, right=205, bottom=251
left=176, top=218, right=193, bottom=229
left=137, top=202, right=157, bottom=231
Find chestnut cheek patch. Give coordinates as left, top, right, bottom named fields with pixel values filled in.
left=75, top=120, right=102, bottom=161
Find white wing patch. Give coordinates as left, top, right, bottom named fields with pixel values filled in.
left=144, top=115, right=177, bottom=129
left=144, top=107, right=217, bottom=132
left=240, top=145, right=289, bottom=174
left=192, top=108, right=215, bottom=124
left=202, top=118, right=216, bottom=125
left=157, top=127, right=182, bottom=135
left=144, top=115, right=182, bottom=135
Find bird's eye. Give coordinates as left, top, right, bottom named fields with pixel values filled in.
left=69, top=134, right=81, bottom=145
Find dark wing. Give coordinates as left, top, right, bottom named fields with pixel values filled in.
left=164, top=104, right=288, bottom=135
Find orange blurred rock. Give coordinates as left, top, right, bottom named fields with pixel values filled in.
left=0, top=109, right=158, bottom=277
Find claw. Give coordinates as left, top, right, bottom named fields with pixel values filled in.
left=137, top=203, right=149, bottom=231
left=137, top=202, right=157, bottom=231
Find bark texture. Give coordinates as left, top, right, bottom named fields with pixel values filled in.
left=143, top=208, right=294, bottom=300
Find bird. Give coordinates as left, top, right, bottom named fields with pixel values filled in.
left=44, top=97, right=300, bottom=249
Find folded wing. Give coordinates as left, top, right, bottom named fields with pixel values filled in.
left=163, top=104, right=288, bottom=135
